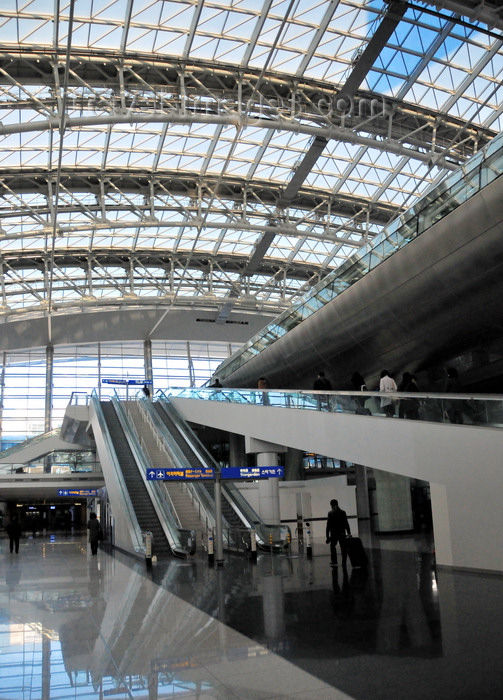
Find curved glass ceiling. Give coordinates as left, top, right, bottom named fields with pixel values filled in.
left=0, top=0, right=501, bottom=320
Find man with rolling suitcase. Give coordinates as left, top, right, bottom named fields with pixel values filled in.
left=326, top=499, right=351, bottom=568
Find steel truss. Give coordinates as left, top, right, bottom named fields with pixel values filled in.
left=0, top=1, right=501, bottom=325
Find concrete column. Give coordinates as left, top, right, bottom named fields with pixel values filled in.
left=97, top=342, right=102, bottom=400
left=354, top=463, right=371, bottom=521
left=285, top=447, right=304, bottom=480
left=144, top=339, right=153, bottom=391
left=245, top=437, right=286, bottom=526
left=45, top=344, right=53, bottom=433
left=374, top=469, right=413, bottom=533
left=0, top=351, right=5, bottom=441
left=257, top=452, right=280, bottom=524
left=229, top=433, right=246, bottom=467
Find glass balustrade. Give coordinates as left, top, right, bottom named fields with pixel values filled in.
left=166, top=387, right=503, bottom=428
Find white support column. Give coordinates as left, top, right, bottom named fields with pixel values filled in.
left=245, top=436, right=286, bottom=525
left=374, top=469, right=413, bottom=533
left=144, top=339, right=153, bottom=391
left=45, top=344, right=54, bottom=433
left=257, top=452, right=280, bottom=525
left=0, top=351, right=5, bottom=441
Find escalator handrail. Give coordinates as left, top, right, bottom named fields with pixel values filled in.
left=90, top=390, right=145, bottom=555
left=138, top=397, right=219, bottom=530
left=111, top=394, right=188, bottom=558
left=156, top=392, right=290, bottom=549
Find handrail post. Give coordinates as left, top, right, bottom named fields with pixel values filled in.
left=250, top=527, right=257, bottom=563
left=305, top=520, right=313, bottom=559
left=207, top=527, right=214, bottom=566
left=144, top=531, right=153, bottom=568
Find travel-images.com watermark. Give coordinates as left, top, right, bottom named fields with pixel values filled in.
left=69, top=90, right=394, bottom=121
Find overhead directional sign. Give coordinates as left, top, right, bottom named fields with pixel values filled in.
left=102, top=378, right=152, bottom=385
left=58, top=489, right=98, bottom=497
left=147, top=467, right=214, bottom=481
left=221, top=466, right=284, bottom=479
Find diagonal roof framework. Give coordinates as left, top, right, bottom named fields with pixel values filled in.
left=0, top=0, right=502, bottom=342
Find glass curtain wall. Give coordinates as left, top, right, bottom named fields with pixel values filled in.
left=0, top=340, right=237, bottom=447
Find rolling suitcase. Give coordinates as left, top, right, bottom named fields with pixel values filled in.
left=345, top=536, right=368, bottom=568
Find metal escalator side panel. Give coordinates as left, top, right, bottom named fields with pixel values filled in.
left=110, top=397, right=187, bottom=558
left=89, top=397, right=145, bottom=556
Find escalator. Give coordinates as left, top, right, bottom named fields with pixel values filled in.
left=153, top=402, right=244, bottom=533
left=101, top=402, right=172, bottom=558
left=152, top=397, right=290, bottom=551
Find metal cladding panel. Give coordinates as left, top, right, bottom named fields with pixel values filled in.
left=224, top=176, right=503, bottom=391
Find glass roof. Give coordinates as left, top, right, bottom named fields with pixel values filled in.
left=0, top=0, right=501, bottom=322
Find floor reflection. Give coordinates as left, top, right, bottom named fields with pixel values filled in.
left=1, top=532, right=503, bottom=699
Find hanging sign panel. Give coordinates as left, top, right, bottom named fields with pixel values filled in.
left=102, top=379, right=152, bottom=385
left=221, top=466, right=284, bottom=479
left=146, top=468, right=214, bottom=481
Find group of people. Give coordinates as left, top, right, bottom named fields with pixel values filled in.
left=311, top=368, right=422, bottom=419
left=210, top=366, right=468, bottom=423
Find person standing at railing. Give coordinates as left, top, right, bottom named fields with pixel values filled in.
left=313, top=371, right=332, bottom=410
left=142, top=384, right=151, bottom=399
left=379, top=369, right=397, bottom=417
left=350, top=371, right=368, bottom=412
left=400, top=373, right=420, bottom=420
left=444, top=367, right=463, bottom=423
left=258, top=376, right=270, bottom=405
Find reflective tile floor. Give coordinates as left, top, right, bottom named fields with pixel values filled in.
left=1, top=531, right=503, bottom=700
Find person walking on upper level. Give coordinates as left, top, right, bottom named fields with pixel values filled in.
left=444, top=367, right=463, bottom=423
left=258, top=376, right=270, bottom=405
left=379, top=369, right=397, bottom=417
left=313, top=370, right=332, bottom=410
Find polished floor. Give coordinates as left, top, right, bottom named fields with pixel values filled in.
left=1, top=529, right=503, bottom=700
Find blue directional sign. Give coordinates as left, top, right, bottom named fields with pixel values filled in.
left=58, top=489, right=98, bottom=497
left=146, top=467, right=214, bottom=480
left=102, top=378, right=152, bottom=385
left=221, top=466, right=284, bottom=479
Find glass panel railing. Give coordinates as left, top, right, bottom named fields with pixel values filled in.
left=166, top=387, right=503, bottom=428
left=0, top=451, right=99, bottom=476
left=215, top=130, right=503, bottom=381
left=0, top=428, right=61, bottom=460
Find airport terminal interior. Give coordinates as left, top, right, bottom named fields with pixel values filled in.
left=1, top=0, right=503, bottom=698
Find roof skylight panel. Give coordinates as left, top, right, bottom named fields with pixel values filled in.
left=86, top=23, right=123, bottom=50
left=153, top=32, right=186, bottom=55
left=213, top=38, right=248, bottom=63
left=253, top=162, right=292, bottom=182
left=304, top=171, right=339, bottom=191
left=127, top=150, right=155, bottom=168
left=340, top=178, right=380, bottom=198
left=125, top=26, right=160, bottom=52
